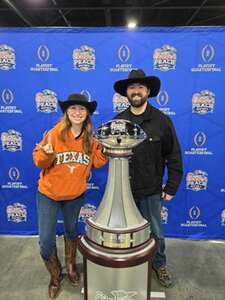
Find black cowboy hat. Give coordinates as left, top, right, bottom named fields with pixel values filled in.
left=114, top=69, right=160, bottom=97
left=58, top=93, right=97, bottom=114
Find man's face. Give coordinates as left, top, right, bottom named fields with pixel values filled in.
left=126, top=83, right=150, bottom=108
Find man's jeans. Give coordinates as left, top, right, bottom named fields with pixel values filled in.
left=36, top=191, right=83, bottom=260
left=136, top=194, right=166, bottom=270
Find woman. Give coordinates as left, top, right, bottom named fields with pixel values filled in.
left=33, top=93, right=107, bottom=299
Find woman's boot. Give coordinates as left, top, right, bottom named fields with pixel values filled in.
left=43, top=250, right=62, bottom=299
left=64, top=236, right=79, bottom=286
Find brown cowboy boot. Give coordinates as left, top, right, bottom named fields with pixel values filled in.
left=64, top=236, right=79, bottom=286
left=54, top=249, right=62, bottom=275
left=43, top=250, right=62, bottom=299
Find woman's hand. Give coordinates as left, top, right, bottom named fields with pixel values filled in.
left=36, top=133, right=54, bottom=154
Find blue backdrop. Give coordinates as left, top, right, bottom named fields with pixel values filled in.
left=0, top=27, right=224, bottom=239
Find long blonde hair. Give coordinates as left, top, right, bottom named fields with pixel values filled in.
left=59, top=111, right=93, bottom=155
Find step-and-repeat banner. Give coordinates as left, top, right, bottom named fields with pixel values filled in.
left=0, top=27, right=224, bottom=239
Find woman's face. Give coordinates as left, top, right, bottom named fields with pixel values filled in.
left=67, top=104, right=88, bottom=125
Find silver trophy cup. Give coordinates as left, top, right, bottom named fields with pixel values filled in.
left=79, top=119, right=156, bottom=300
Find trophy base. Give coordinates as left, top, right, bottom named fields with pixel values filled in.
left=78, top=236, right=157, bottom=300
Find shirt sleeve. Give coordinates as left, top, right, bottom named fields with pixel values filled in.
left=162, top=117, right=183, bottom=195
left=91, top=139, right=108, bottom=168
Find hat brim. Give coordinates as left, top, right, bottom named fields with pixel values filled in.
left=114, top=76, right=160, bottom=97
left=58, top=100, right=97, bottom=115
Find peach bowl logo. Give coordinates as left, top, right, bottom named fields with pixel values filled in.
left=1, top=89, right=14, bottom=105
left=192, top=90, right=215, bottom=114
left=201, top=44, right=214, bottom=63
left=37, top=45, right=50, bottom=62
left=7, top=203, right=27, bottom=223
left=153, top=45, right=176, bottom=71
left=118, top=45, right=131, bottom=63
left=161, top=206, right=168, bottom=224
left=79, top=203, right=97, bottom=223
left=113, top=93, right=129, bottom=113
left=186, top=170, right=208, bottom=191
left=1, top=129, right=22, bottom=152
left=0, top=44, right=16, bottom=70
left=221, top=209, right=225, bottom=226
left=35, top=89, right=58, bottom=113
left=111, top=120, right=127, bottom=133
left=194, top=131, right=206, bottom=147
left=189, top=206, right=201, bottom=220
left=73, top=45, right=95, bottom=71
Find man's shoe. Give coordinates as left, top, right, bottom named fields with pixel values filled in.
left=154, top=266, right=173, bottom=288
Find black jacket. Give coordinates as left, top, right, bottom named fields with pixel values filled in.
left=115, top=103, right=183, bottom=199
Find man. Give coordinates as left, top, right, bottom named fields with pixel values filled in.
left=114, top=69, right=183, bottom=287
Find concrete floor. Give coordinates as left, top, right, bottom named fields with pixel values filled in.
left=0, top=236, right=224, bottom=300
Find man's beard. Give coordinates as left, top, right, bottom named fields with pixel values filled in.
left=127, top=93, right=148, bottom=108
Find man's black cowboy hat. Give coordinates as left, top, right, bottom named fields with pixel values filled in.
left=58, top=93, right=97, bottom=114
left=114, top=69, right=160, bottom=97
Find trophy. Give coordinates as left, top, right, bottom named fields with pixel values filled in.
left=79, top=119, right=156, bottom=300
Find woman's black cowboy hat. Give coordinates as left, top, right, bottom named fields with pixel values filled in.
left=58, top=93, right=97, bottom=114
left=114, top=69, right=160, bottom=97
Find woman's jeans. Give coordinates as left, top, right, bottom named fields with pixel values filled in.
left=36, top=191, right=83, bottom=260
left=136, top=194, right=166, bottom=270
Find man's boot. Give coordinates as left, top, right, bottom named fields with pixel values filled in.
left=64, top=236, right=79, bottom=286
left=43, top=250, right=62, bottom=299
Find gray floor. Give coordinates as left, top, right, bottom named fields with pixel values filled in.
left=0, top=236, right=224, bottom=300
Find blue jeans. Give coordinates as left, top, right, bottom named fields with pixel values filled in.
left=136, top=194, right=166, bottom=270
left=36, top=191, right=83, bottom=260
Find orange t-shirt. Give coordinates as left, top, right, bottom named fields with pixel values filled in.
left=33, top=121, right=107, bottom=201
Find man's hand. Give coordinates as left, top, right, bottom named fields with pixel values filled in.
left=162, top=192, right=173, bottom=201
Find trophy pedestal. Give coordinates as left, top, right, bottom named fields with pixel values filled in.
left=79, top=236, right=156, bottom=300
left=78, top=120, right=156, bottom=300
